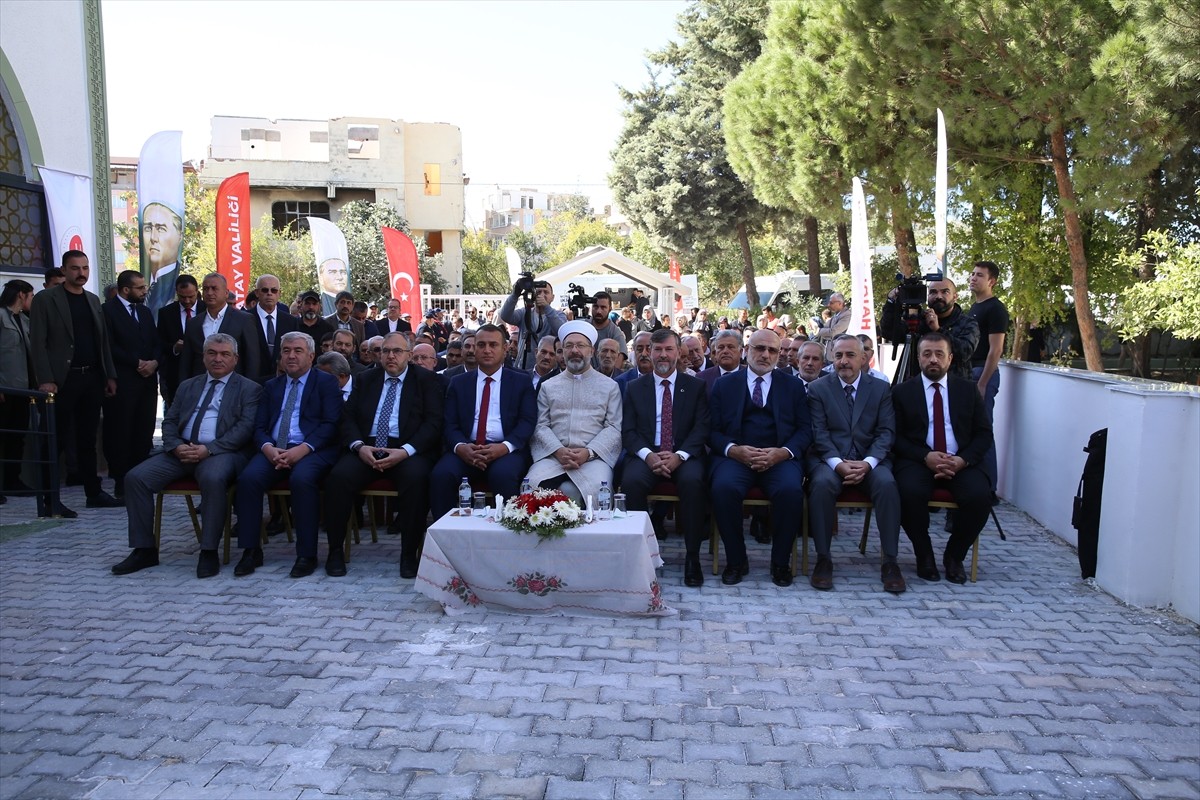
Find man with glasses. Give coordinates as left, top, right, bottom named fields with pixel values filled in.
left=249, top=274, right=298, bottom=382
left=377, top=299, right=412, bottom=335
left=323, top=332, right=445, bottom=578
left=708, top=329, right=811, bottom=587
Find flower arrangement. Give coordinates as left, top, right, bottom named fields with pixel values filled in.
left=499, top=489, right=585, bottom=542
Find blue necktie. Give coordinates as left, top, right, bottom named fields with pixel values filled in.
left=375, top=377, right=400, bottom=448
left=276, top=379, right=300, bottom=446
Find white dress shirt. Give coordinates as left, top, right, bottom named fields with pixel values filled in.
left=921, top=373, right=959, bottom=455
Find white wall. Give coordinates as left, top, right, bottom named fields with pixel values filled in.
left=995, top=361, right=1200, bottom=622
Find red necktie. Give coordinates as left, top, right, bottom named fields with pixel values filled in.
left=932, top=382, right=947, bottom=453
left=185, top=307, right=192, bottom=321
left=475, top=377, right=492, bottom=445
left=660, top=379, right=673, bottom=452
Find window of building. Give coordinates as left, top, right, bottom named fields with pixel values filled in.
left=425, top=231, right=443, bottom=255
left=0, top=97, right=47, bottom=271
left=272, top=200, right=331, bottom=235
left=347, top=125, right=379, bottom=159
left=423, top=163, right=441, bottom=196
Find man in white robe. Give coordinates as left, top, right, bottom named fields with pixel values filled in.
left=527, top=321, right=623, bottom=504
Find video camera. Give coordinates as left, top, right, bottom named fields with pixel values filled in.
left=893, top=269, right=946, bottom=311
left=513, top=272, right=550, bottom=306
left=565, top=283, right=596, bottom=315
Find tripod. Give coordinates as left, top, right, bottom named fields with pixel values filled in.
left=890, top=308, right=923, bottom=387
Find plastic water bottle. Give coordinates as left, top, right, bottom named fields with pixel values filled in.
left=597, top=481, right=613, bottom=520
left=520, top=476, right=533, bottom=495
left=457, top=478, right=472, bottom=514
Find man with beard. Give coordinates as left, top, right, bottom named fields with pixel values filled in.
left=880, top=278, right=979, bottom=382
left=500, top=279, right=566, bottom=371
left=697, top=330, right=743, bottom=395
left=101, top=270, right=161, bottom=498
left=621, top=328, right=710, bottom=586
left=526, top=321, right=623, bottom=505
left=588, top=292, right=627, bottom=366
left=156, top=274, right=199, bottom=408
left=616, top=331, right=653, bottom=396
left=891, top=332, right=993, bottom=584
left=708, top=329, right=810, bottom=587
left=295, top=290, right=335, bottom=345
left=529, top=334, right=560, bottom=393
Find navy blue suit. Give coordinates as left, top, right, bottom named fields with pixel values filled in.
left=614, top=367, right=649, bottom=398
left=708, top=368, right=812, bottom=570
left=235, top=367, right=343, bottom=558
left=430, top=367, right=537, bottom=518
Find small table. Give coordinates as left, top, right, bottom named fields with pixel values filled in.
left=415, top=510, right=674, bottom=617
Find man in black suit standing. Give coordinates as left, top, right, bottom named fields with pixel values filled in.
left=101, top=270, right=161, bottom=498
left=622, top=328, right=710, bottom=586
left=156, top=274, right=199, bottom=409
left=375, top=298, right=413, bottom=336
left=232, top=331, right=342, bottom=578
left=807, top=334, right=905, bottom=594
left=179, top=273, right=260, bottom=382
left=430, top=324, right=535, bottom=519
left=708, top=329, right=811, bottom=587
left=111, top=333, right=261, bottom=578
left=324, top=332, right=445, bottom=578
left=247, top=274, right=298, bottom=383
left=891, top=332, right=994, bottom=584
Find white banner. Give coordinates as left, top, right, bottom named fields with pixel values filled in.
left=848, top=177, right=876, bottom=363
left=308, top=217, right=351, bottom=317
left=136, top=130, right=185, bottom=312
left=37, top=165, right=98, bottom=295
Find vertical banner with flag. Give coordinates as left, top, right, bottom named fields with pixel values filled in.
left=668, top=255, right=683, bottom=313
left=382, top=227, right=421, bottom=321
left=37, top=166, right=97, bottom=295
left=848, top=177, right=876, bottom=364
left=136, top=131, right=185, bottom=312
left=216, top=173, right=250, bottom=306
left=935, top=108, right=948, bottom=277
left=307, top=217, right=350, bottom=317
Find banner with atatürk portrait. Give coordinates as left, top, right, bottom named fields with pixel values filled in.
left=307, top=217, right=350, bottom=317
left=136, top=130, right=185, bottom=313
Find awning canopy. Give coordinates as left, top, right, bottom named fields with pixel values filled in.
left=536, top=246, right=692, bottom=310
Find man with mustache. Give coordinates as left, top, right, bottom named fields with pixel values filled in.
left=880, top=278, right=979, bottom=382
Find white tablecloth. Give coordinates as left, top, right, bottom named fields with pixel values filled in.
left=415, top=510, right=674, bottom=617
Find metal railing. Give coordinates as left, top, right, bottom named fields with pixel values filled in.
left=0, top=386, right=61, bottom=516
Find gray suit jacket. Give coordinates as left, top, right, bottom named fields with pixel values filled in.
left=162, top=371, right=261, bottom=455
left=30, top=285, right=116, bottom=388
left=0, top=308, right=31, bottom=390
left=806, top=372, right=895, bottom=467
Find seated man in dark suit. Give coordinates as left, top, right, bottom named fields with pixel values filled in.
left=697, top=329, right=744, bottom=395
left=430, top=324, right=536, bottom=519
left=621, top=328, right=710, bottom=586
left=708, top=329, right=811, bottom=587
left=807, top=334, right=905, bottom=594
left=615, top=331, right=653, bottom=396
left=232, top=331, right=343, bottom=579
left=112, top=333, right=261, bottom=578
left=324, top=332, right=445, bottom=578
left=891, top=332, right=993, bottom=584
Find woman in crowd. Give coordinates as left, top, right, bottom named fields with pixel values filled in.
left=0, top=279, right=35, bottom=502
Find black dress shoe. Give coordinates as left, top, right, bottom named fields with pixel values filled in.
left=289, top=557, right=318, bottom=578
left=234, top=548, right=263, bottom=577
left=86, top=491, right=124, bottom=509
left=399, top=553, right=419, bottom=579
left=916, top=555, right=941, bottom=582
left=196, top=550, right=220, bottom=579
left=943, top=555, right=968, bottom=584
left=39, top=500, right=77, bottom=519
left=771, top=565, right=794, bottom=587
left=325, top=551, right=347, bottom=577
left=112, top=548, right=159, bottom=575
left=721, top=563, right=748, bottom=585
left=881, top=561, right=907, bottom=594
left=810, top=556, right=834, bottom=591
left=683, top=556, right=704, bottom=588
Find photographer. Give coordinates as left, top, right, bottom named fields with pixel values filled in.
left=500, top=275, right=566, bottom=370
left=880, top=277, right=979, bottom=381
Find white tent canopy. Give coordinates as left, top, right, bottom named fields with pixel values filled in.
left=536, top=246, right=692, bottom=315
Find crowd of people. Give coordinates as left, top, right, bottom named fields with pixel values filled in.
left=0, top=251, right=1008, bottom=593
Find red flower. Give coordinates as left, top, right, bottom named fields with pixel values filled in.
left=527, top=578, right=546, bottom=594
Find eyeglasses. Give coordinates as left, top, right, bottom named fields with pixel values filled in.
left=371, top=347, right=382, bottom=353
left=750, top=345, right=780, bottom=355
left=380, top=347, right=409, bottom=355
left=258, top=287, right=280, bottom=293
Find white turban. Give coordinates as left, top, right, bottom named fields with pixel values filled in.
left=558, top=320, right=597, bottom=346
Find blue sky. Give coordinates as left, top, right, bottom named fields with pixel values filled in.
left=102, top=0, right=687, bottom=221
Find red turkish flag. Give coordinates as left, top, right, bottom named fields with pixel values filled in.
left=668, top=255, right=683, bottom=312
left=382, top=227, right=421, bottom=320
left=216, top=173, right=250, bottom=305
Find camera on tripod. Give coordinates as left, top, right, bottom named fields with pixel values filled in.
left=514, top=272, right=549, bottom=306
left=566, top=283, right=596, bottom=316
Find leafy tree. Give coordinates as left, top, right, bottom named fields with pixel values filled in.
left=333, top=200, right=448, bottom=303
left=544, top=218, right=628, bottom=266
left=552, top=193, right=593, bottom=220
left=610, top=0, right=774, bottom=307
left=505, top=230, right=547, bottom=273
left=461, top=230, right=511, bottom=294
left=1112, top=231, right=1200, bottom=341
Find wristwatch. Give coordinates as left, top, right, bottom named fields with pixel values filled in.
left=351, top=441, right=365, bottom=453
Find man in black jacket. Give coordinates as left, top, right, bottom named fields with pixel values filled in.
left=879, top=278, right=979, bottom=382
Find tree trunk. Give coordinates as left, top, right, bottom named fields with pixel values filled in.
left=737, top=221, right=760, bottom=308
left=1012, top=316, right=1028, bottom=361
left=1130, top=168, right=1162, bottom=378
left=804, top=216, right=822, bottom=295
left=890, top=185, right=914, bottom=277
left=836, top=222, right=850, bottom=272
left=1048, top=126, right=1103, bottom=372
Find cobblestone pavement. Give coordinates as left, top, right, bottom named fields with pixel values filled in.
left=1, top=487, right=1197, bottom=800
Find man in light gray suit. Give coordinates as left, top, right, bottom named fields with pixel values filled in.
left=806, top=334, right=905, bottom=594
left=111, top=333, right=261, bottom=579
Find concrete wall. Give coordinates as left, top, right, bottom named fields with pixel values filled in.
left=995, top=361, right=1200, bottom=622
